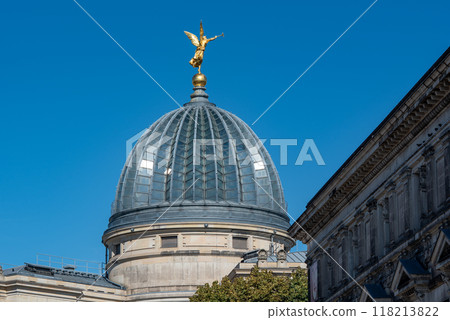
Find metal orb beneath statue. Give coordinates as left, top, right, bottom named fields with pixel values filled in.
left=192, top=73, right=207, bottom=87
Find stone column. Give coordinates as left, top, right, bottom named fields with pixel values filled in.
left=385, top=181, right=397, bottom=244
left=347, top=228, right=355, bottom=277
left=373, top=199, right=385, bottom=257
left=437, top=129, right=450, bottom=206
left=423, top=145, right=436, bottom=214
left=399, top=166, right=412, bottom=237
left=382, top=197, right=390, bottom=255
left=366, top=198, right=377, bottom=259
left=352, top=225, right=360, bottom=273
left=353, top=210, right=364, bottom=273
left=418, top=165, right=428, bottom=224
left=316, top=251, right=326, bottom=300
left=334, top=231, right=344, bottom=285
left=339, top=227, right=350, bottom=284
left=411, top=168, right=422, bottom=232
left=327, top=245, right=335, bottom=293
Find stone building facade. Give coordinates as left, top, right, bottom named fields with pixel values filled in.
left=0, top=264, right=126, bottom=302
left=289, top=48, right=450, bottom=302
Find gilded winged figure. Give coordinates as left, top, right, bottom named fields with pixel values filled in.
left=184, top=22, right=223, bottom=73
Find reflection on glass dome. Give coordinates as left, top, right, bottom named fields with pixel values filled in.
left=114, top=104, right=285, bottom=213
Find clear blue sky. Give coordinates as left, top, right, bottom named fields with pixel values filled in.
left=0, top=0, right=449, bottom=266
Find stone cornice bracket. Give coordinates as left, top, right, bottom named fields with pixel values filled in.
left=366, top=198, right=378, bottom=212
left=307, top=246, right=323, bottom=260
left=329, top=234, right=337, bottom=243
left=400, top=166, right=412, bottom=179
left=439, top=127, right=450, bottom=144
left=422, top=145, right=435, bottom=159
left=315, top=251, right=324, bottom=260
left=385, top=180, right=396, bottom=191
left=337, top=225, right=349, bottom=237
left=354, top=209, right=365, bottom=222
left=328, top=188, right=337, bottom=199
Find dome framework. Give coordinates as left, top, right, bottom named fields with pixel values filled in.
left=109, top=87, right=289, bottom=232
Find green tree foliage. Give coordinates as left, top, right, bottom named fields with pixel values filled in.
left=190, top=267, right=308, bottom=302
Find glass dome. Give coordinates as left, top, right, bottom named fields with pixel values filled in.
left=108, top=87, right=289, bottom=231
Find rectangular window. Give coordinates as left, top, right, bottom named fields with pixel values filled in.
left=232, top=236, right=248, bottom=250
left=114, top=244, right=121, bottom=255
left=161, top=236, right=178, bottom=248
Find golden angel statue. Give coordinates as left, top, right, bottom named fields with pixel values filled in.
left=184, top=22, right=223, bottom=73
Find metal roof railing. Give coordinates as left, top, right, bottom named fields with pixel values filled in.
left=0, top=262, right=18, bottom=270
left=35, top=253, right=104, bottom=275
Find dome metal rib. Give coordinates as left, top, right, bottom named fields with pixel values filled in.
left=109, top=89, right=289, bottom=231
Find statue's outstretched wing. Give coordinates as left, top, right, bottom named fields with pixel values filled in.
left=200, top=21, right=204, bottom=39
left=184, top=31, right=199, bottom=47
